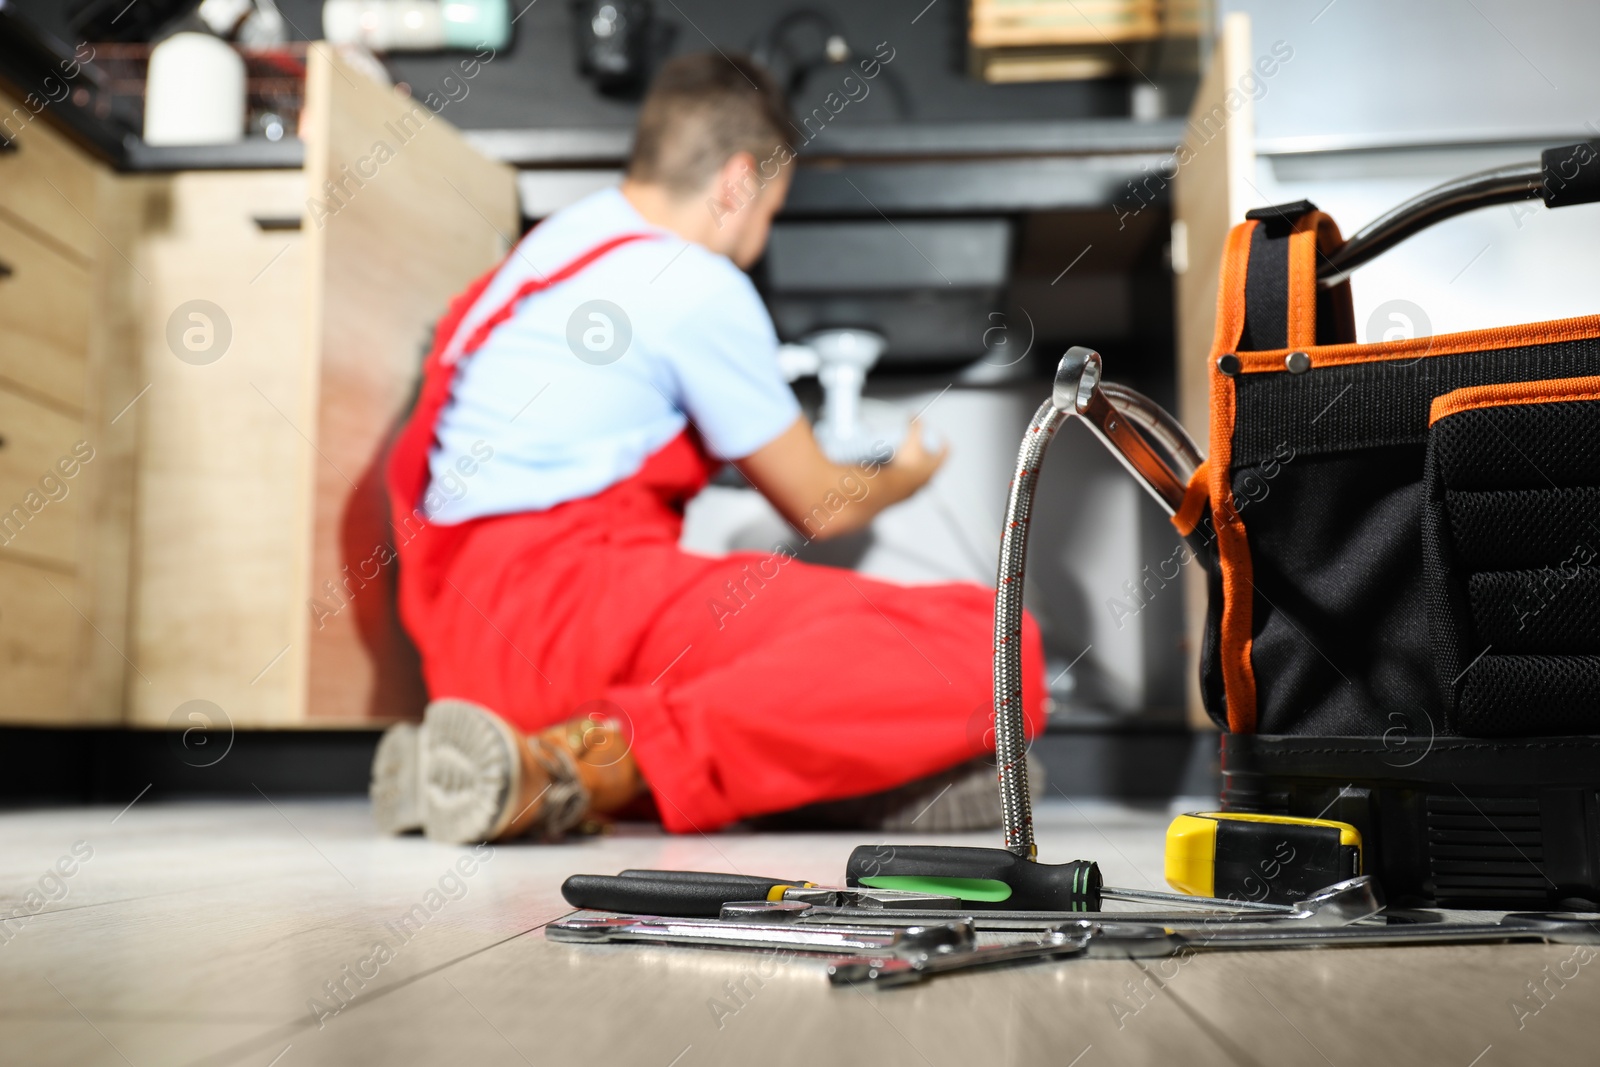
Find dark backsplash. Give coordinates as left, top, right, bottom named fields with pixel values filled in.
left=5, top=0, right=1153, bottom=133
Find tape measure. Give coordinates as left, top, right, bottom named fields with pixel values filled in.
left=1166, top=812, right=1363, bottom=905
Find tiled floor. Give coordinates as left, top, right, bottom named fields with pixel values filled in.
left=2, top=795, right=1596, bottom=1066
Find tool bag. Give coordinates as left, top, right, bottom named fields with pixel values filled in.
left=1179, top=193, right=1600, bottom=906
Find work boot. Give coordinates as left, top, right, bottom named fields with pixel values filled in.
left=370, top=721, right=426, bottom=834
left=415, top=699, right=644, bottom=844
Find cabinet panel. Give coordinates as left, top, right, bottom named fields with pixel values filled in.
left=122, top=53, right=514, bottom=727
left=0, top=102, right=131, bottom=725
left=79, top=175, right=146, bottom=725
left=128, top=171, right=313, bottom=727
left=300, top=43, right=515, bottom=722
left=0, top=212, right=91, bottom=412
left=0, top=91, right=101, bottom=263
left=1171, top=12, right=1255, bottom=729
left=0, top=386, right=87, bottom=570
left=0, top=557, right=85, bottom=723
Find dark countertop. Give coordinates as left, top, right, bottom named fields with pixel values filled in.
left=21, top=116, right=1188, bottom=173
left=0, top=0, right=1190, bottom=175
left=469, top=117, right=1188, bottom=167
left=1, top=15, right=1183, bottom=217
left=122, top=135, right=309, bottom=171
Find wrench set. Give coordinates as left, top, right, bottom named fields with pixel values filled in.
left=548, top=872, right=1600, bottom=988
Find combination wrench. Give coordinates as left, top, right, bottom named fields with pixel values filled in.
left=828, top=911, right=1600, bottom=988
left=546, top=913, right=976, bottom=955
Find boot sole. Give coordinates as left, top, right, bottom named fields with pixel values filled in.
left=370, top=722, right=423, bottom=835
left=421, top=700, right=523, bottom=844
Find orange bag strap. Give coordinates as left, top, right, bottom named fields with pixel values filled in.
left=1205, top=220, right=1259, bottom=732
left=1199, top=204, right=1357, bottom=733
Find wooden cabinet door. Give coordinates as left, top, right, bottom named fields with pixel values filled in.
left=126, top=171, right=312, bottom=728
left=0, top=212, right=91, bottom=414
left=0, top=386, right=92, bottom=724
left=0, top=112, right=131, bottom=726
left=1171, top=12, right=1256, bottom=727
left=1172, top=11, right=1256, bottom=442
left=0, top=89, right=103, bottom=262
left=299, top=43, right=517, bottom=722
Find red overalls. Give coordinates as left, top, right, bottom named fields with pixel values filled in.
left=387, top=234, right=1047, bottom=833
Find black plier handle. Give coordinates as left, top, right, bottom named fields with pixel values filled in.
left=560, top=869, right=958, bottom=916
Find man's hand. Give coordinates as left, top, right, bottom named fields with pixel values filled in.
left=879, top=418, right=947, bottom=500
left=733, top=416, right=948, bottom=542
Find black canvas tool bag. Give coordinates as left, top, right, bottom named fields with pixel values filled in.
left=1179, top=198, right=1600, bottom=906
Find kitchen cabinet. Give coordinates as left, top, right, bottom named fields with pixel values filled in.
left=1172, top=12, right=1255, bottom=443
left=0, top=211, right=91, bottom=411
left=0, top=92, right=139, bottom=724
left=125, top=44, right=517, bottom=727
left=0, top=103, right=102, bottom=263
left=0, top=379, right=86, bottom=570
left=1170, top=12, right=1256, bottom=728
left=2, top=43, right=516, bottom=728
left=123, top=168, right=316, bottom=729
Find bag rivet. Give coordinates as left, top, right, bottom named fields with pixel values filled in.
left=1216, top=353, right=1241, bottom=376
left=1285, top=351, right=1311, bottom=374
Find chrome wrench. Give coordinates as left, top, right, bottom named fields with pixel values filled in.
left=829, top=911, right=1600, bottom=987
left=1082, top=911, right=1600, bottom=959
left=830, top=927, right=1096, bottom=986
left=546, top=913, right=976, bottom=955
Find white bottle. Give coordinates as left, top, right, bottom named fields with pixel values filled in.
left=143, top=32, right=247, bottom=146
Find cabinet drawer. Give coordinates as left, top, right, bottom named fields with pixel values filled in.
left=0, top=386, right=87, bottom=570
left=0, top=91, right=101, bottom=263
left=0, top=556, right=84, bottom=722
left=0, top=213, right=90, bottom=411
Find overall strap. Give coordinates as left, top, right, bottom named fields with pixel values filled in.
left=388, top=231, right=659, bottom=518
left=445, top=232, right=661, bottom=367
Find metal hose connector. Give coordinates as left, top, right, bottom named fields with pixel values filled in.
left=993, top=395, right=1070, bottom=859
left=993, top=347, right=1201, bottom=861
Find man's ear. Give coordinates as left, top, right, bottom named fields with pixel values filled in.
left=711, top=151, right=763, bottom=219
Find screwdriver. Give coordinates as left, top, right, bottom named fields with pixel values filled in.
left=845, top=845, right=1104, bottom=911
left=844, top=844, right=1308, bottom=913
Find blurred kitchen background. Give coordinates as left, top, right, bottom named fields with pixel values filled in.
left=4, top=0, right=1600, bottom=803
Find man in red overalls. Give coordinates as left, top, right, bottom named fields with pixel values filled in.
left=372, top=53, right=1047, bottom=844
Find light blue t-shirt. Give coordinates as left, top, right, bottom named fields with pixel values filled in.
left=426, top=188, right=800, bottom=524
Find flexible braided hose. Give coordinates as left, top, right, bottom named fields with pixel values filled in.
left=993, top=398, right=1068, bottom=859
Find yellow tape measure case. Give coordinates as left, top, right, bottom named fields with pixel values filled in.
left=1166, top=812, right=1361, bottom=904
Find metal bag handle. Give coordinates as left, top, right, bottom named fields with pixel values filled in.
left=1317, top=142, right=1600, bottom=287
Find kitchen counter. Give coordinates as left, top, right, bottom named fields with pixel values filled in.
left=16, top=113, right=1187, bottom=174
left=467, top=117, right=1189, bottom=167
left=122, top=135, right=307, bottom=171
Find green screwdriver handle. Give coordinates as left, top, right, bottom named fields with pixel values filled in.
left=846, top=844, right=1102, bottom=911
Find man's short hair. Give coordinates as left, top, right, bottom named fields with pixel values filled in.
left=627, top=53, right=794, bottom=196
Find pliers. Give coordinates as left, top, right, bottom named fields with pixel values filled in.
left=560, top=868, right=961, bottom=917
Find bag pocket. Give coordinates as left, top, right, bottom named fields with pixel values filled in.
left=1422, top=379, right=1600, bottom=735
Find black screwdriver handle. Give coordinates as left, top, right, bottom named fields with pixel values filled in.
left=562, top=873, right=793, bottom=917
left=846, top=844, right=1102, bottom=911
